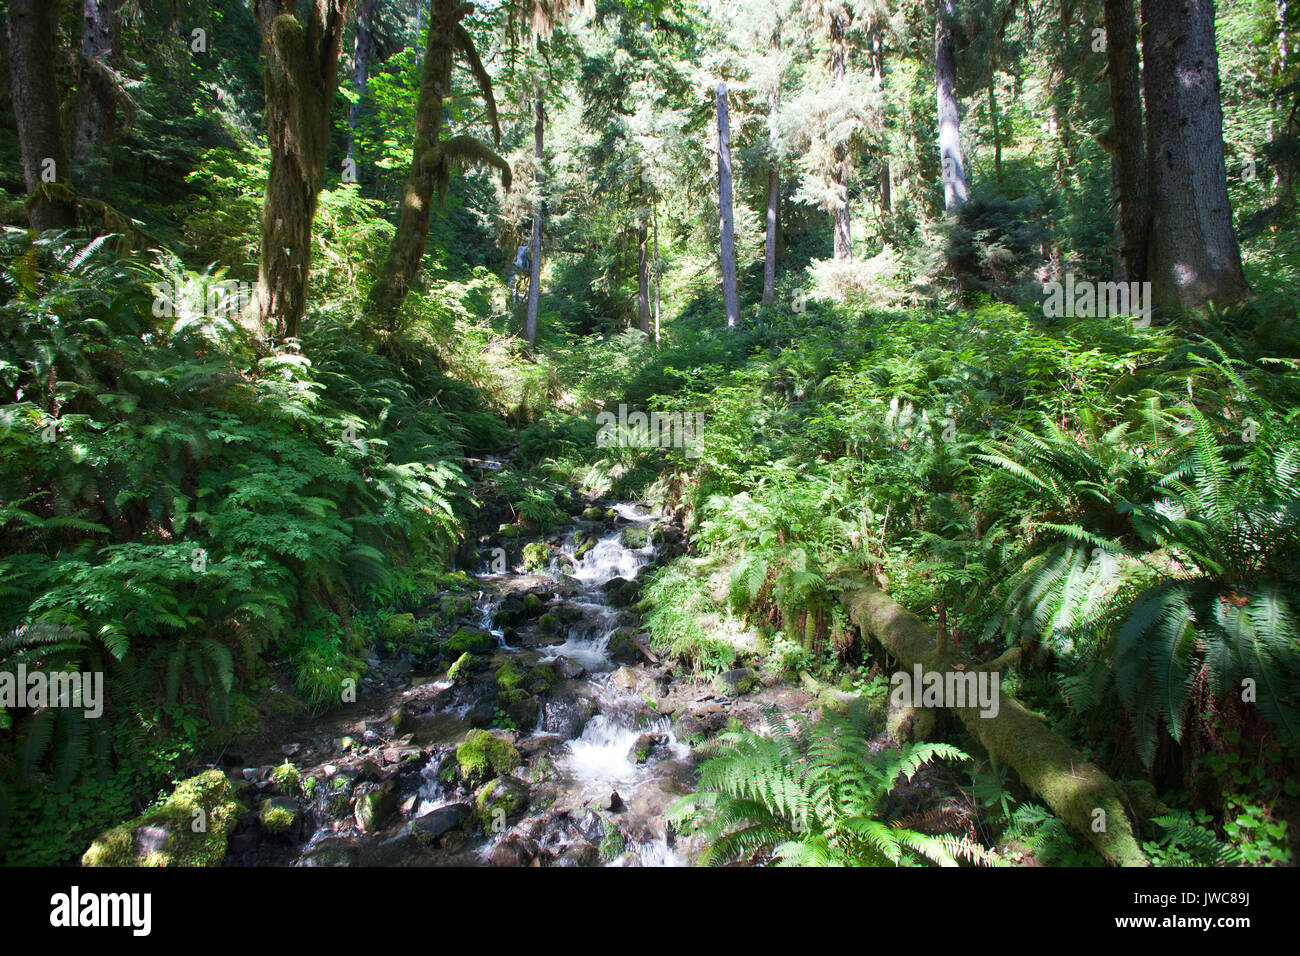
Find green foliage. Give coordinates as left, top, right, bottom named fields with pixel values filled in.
left=672, top=705, right=998, bottom=867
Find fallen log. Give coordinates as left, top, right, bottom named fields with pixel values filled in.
left=835, top=573, right=1149, bottom=867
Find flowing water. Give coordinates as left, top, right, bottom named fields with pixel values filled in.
left=258, top=501, right=696, bottom=867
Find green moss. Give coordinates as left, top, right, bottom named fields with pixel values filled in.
left=270, top=762, right=300, bottom=795
left=621, top=527, right=648, bottom=549
left=495, top=661, right=526, bottom=691
left=456, top=729, right=521, bottom=783
left=437, top=571, right=473, bottom=591
left=82, top=770, right=241, bottom=867
left=258, top=797, right=299, bottom=834
left=521, top=542, right=550, bottom=572
left=523, top=592, right=544, bottom=613
left=447, top=627, right=494, bottom=655
left=473, top=776, right=529, bottom=828
left=582, top=506, right=605, bottom=521
left=448, top=651, right=484, bottom=682
left=382, top=613, right=417, bottom=641
left=537, top=613, right=560, bottom=633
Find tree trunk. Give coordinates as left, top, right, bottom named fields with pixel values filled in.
left=935, top=0, right=968, bottom=211
left=346, top=0, right=373, bottom=169
left=74, top=0, right=118, bottom=194
left=987, top=78, right=1002, bottom=182
left=836, top=575, right=1150, bottom=867
left=1103, top=0, right=1150, bottom=283
left=1141, top=0, right=1249, bottom=310
left=716, top=82, right=740, bottom=328
left=637, top=217, right=650, bottom=335
left=7, top=0, right=77, bottom=231
left=829, top=11, right=851, bottom=259
left=872, top=29, right=891, bottom=213
left=524, top=84, right=544, bottom=347
left=652, top=197, right=661, bottom=344
left=253, top=0, right=354, bottom=342
left=367, top=0, right=457, bottom=325
left=763, top=81, right=779, bottom=304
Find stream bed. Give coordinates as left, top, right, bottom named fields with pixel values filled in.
left=221, top=500, right=770, bottom=867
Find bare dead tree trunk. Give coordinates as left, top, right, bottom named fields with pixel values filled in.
left=74, top=0, right=118, bottom=194
left=717, top=82, right=740, bottom=328
left=1141, top=0, right=1249, bottom=310
left=935, top=0, right=968, bottom=211
left=1103, top=0, right=1150, bottom=283
left=524, top=84, right=544, bottom=347
left=253, top=0, right=354, bottom=342
left=7, top=0, right=77, bottom=231
left=763, top=86, right=779, bottom=304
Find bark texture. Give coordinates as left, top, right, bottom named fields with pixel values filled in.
left=1140, top=0, right=1249, bottom=310
left=524, top=85, right=544, bottom=347
left=935, top=0, right=968, bottom=211
left=1103, top=0, right=1150, bottom=283
left=74, top=0, right=118, bottom=194
left=716, top=82, right=740, bottom=328
left=7, top=0, right=77, bottom=230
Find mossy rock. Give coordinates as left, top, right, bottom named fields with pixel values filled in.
left=523, top=592, right=544, bottom=613
left=456, top=729, right=521, bottom=784
left=581, top=506, right=605, bottom=521
left=495, top=661, right=526, bottom=692
left=82, top=770, right=241, bottom=867
left=437, top=571, right=474, bottom=591
left=258, top=796, right=300, bottom=834
left=269, top=762, right=300, bottom=796
left=711, top=667, right=758, bottom=696
left=447, top=651, right=482, bottom=682
left=537, top=612, right=561, bottom=634
left=381, top=613, right=417, bottom=641
left=521, top=542, right=551, bottom=572
left=439, top=593, right=473, bottom=620
left=473, top=776, right=530, bottom=829
left=447, top=627, right=494, bottom=656
left=620, top=527, right=649, bottom=549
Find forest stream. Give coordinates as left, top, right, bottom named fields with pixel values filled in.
left=223, top=497, right=784, bottom=867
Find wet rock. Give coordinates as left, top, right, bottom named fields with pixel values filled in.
left=353, top=783, right=398, bottom=832
left=712, top=667, right=758, bottom=696
left=612, top=666, right=639, bottom=692
left=487, top=833, right=537, bottom=866
left=606, top=628, right=644, bottom=665
left=599, top=791, right=624, bottom=812
left=536, top=695, right=596, bottom=739
left=552, top=656, right=587, bottom=680
left=620, top=527, right=649, bottom=550
left=474, top=776, right=531, bottom=829
left=628, top=732, right=669, bottom=764
left=258, top=796, right=300, bottom=835
left=411, top=803, right=472, bottom=846
left=553, top=840, right=600, bottom=867
left=456, top=729, right=521, bottom=784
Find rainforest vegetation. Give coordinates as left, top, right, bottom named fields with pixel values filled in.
left=0, top=0, right=1297, bottom=870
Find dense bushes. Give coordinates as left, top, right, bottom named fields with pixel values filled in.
left=0, top=232, right=497, bottom=862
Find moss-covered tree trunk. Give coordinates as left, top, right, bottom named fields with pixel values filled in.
left=835, top=574, right=1150, bottom=867
left=369, top=0, right=453, bottom=326
left=253, top=0, right=354, bottom=342
left=7, top=0, right=77, bottom=231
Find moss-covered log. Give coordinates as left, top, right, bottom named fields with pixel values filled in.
left=836, top=574, right=1149, bottom=867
